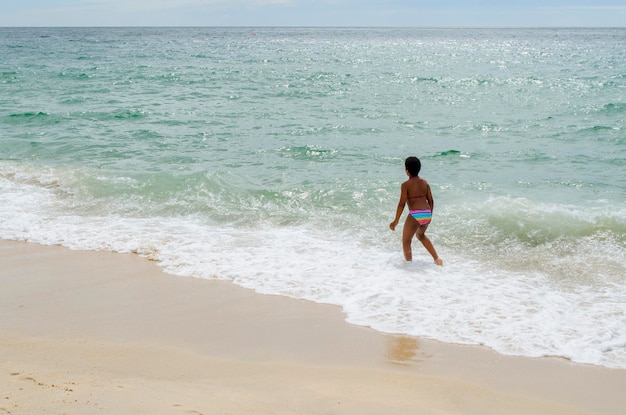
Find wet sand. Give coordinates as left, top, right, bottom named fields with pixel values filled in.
left=1, top=240, right=624, bottom=414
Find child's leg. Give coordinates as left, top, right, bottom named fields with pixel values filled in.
left=402, top=217, right=418, bottom=261
left=416, top=226, right=443, bottom=265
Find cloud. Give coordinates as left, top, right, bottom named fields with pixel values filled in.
left=540, top=5, right=626, bottom=11
left=1, top=0, right=298, bottom=26
left=15, top=0, right=293, bottom=16
left=80, top=0, right=292, bottom=12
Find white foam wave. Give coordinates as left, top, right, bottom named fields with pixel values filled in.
left=1, top=167, right=626, bottom=369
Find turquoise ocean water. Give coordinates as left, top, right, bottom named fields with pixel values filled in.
left=1, top=27, right=625, bottom=368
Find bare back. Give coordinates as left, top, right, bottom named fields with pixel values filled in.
left=404, top=176, right=433, bottom=211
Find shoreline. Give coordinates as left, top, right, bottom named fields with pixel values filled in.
left=1, top=239, right=625, bottom=414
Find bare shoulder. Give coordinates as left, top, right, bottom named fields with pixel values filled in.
left=418, top=177, right=430, bottom=191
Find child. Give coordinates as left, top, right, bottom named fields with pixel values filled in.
left=389, top=156, right=443, bottom=265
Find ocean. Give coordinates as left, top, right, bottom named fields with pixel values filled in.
left=1, top=27, right=624, bottom=368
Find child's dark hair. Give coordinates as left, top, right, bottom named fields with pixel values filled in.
left=405, top=156, right=421, bottom=177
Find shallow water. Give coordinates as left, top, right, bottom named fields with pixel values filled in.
left=1, top=27, right=625, bottom=368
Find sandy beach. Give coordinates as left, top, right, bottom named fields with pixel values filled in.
left=1, top=240, right=625, bottom=414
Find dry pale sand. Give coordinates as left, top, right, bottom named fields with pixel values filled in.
left=1, top=240, right=625, bottom=415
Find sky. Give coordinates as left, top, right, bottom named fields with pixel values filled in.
left=1, top=0, right=625, bottom=27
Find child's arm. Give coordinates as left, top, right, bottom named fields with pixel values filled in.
left=426, top=184, right=434, bottom=212
left=389, top=182, right=408, bottom=231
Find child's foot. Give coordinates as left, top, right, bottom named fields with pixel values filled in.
left=435, top=257, right=443, bottom=266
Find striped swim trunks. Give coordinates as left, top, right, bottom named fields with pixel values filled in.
left=409, top=209, right=432, bottom=225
